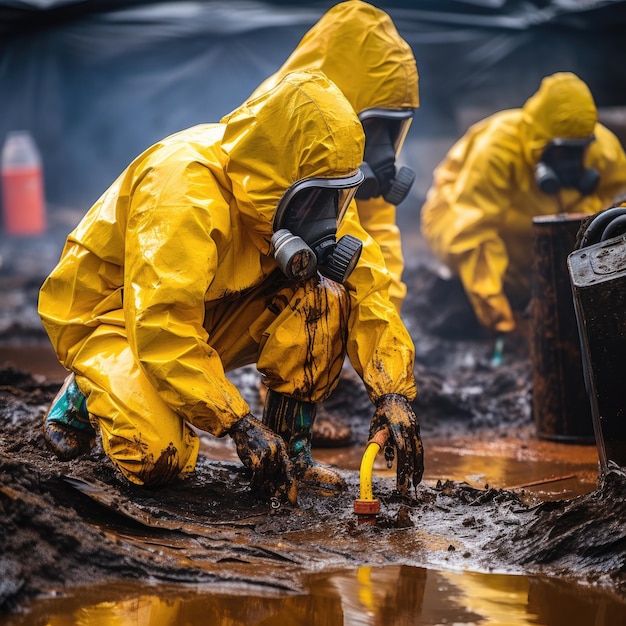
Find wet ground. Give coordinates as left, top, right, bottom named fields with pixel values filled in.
left=1, top=211, right=625, bottom=622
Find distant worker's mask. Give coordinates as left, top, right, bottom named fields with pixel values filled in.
left=272, top=170, right=365, bottom=284
left=535, top=136, right=600, bottom=196
left=355, top=108, right=415, bottom=205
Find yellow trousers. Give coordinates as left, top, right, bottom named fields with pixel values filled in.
left=72, top=274, right=349, bottom=486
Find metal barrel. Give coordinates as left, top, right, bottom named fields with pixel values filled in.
left=530, top=213, right=595, bottom=443
left=568, top=235, right=626, bottom=472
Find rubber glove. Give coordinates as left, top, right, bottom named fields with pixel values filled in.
left=369, top=394, right=424, bottom=495
left=229, top=414, right=297, bottom=505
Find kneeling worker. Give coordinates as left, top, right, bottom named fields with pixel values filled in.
left=38, top=70, right=424, bottom=502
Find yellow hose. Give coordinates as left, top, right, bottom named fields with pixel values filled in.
left=359, top=440, right=382, bottom=501
left=354, top=428, right=389, bottom=519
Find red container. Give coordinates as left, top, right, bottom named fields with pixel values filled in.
left=1, top=131, right=46, bottom=236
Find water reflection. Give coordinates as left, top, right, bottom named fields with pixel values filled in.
left=4, top=566, right=625, bottom=626
left=443, top=570, right=533, bottom=625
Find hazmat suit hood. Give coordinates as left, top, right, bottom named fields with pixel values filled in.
left=521, top=72, right=598, bottom=167
left=251, top=0, right=419, bottom=114
left=220, top=69, right=365, bottom=254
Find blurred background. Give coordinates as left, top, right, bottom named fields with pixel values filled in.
left=2, top=0, right=626, bottom=221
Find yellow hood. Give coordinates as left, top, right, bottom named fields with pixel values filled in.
left=221, top=68, right=365, bottom=253
left=521, top=72, right=598, bottom=165
left=250, top=0, right=419, bottom=114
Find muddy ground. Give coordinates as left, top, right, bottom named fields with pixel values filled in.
left=1, top=227, right=625, bottom=613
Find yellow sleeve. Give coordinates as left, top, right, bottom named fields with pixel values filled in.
left=338, top=202, right=417, bottom=402
left=357, top=196, right=406, bottom=313
left=592, top=124, right=626, bottom=207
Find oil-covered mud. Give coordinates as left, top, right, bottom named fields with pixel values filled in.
left=2, top=367, right=625, bottom=612
left=1, top=233, right=625, bottom=612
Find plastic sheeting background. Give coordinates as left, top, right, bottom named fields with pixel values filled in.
left=1, top=0, right=626, bottom=212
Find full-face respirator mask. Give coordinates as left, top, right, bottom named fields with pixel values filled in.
left=534, top=136, right=600, bottom=196
left=271, top=170, right=365, bottom=284
left=355, top=108, right=415, bottom=206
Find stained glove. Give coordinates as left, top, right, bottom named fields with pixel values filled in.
left=229, top=414, right=297, bottom=505
left=369, top=394, right=424, bottom=495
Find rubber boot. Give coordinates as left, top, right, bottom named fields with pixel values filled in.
left=43, top=373, right=95, bottom=461
left=262, top=389, right=346, bottom=494
left=259, top=381, right=351, bottom=448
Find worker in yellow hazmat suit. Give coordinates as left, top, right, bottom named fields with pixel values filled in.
left=421, top=72, right=626, bottom=335
left=250, top=0, right=419, bottom=313
left=38, top=70, right=423, bottom=500
left=248, top=0, right=419, bottom=446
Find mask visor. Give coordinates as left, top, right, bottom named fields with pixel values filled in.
left=358, top=108, right=414, bottom=156
left=541, top=136, right=595, bottom=189
left=273, top=169, right=364, bottom=233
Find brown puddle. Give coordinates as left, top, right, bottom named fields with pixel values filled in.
left=2, top=565, right=625, bottom=625
left=0, top=342, right=68, bottom=382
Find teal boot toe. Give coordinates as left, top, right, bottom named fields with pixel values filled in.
left=43, top=373, right=95, bottom=461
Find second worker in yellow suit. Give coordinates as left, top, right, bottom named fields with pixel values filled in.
left=248, top=0, right=419, bottom=445
left=38, top=70, right=423, bottom=499
left=421, top=72, right=626, bottom=335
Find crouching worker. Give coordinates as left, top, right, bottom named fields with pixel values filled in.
left=38, top=70, right=424, bottom=502
left=421, top=72, right=626, bottom=340
left=248, top=0, right=420, bottom=446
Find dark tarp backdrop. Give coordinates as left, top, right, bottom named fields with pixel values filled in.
left=1, top=0, right=625, bottom=213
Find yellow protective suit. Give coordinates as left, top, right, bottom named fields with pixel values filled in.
left=38, top=69, right=417, bottom=486
left=421, top=72, right=626, bottom=332
left=249, top=0, right=419, bottom=312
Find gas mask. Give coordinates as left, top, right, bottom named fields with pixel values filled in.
left=272, top=170, right=365, bottom=284
left=355, top=108, right=415, bottom=205
left=535, top=136, right=600, bottom=196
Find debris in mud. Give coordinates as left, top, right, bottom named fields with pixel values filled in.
left=491, top=465, right=626, bottom=584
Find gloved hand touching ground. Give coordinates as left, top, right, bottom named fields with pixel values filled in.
left=369, top=394, right=424, bottom=495
left=229, top=414, right=297, bottom=505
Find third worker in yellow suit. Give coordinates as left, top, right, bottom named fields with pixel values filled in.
left=248, top=0, right=419, bottom=444
left=421, top=72, right=626, bottom=335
